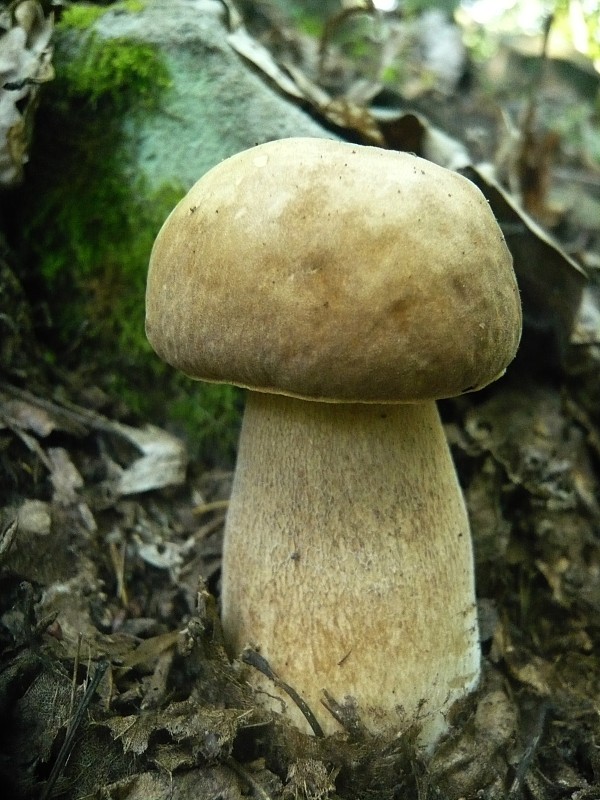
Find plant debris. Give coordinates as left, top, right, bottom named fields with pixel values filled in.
left=0, top=0, right=54, bottom=185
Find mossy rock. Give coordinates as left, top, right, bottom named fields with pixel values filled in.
left=15, top=0, right=334, bottom=463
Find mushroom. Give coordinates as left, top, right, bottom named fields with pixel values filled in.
left=145, top=137, right=522, bottom=749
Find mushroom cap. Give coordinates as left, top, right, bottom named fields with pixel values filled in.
left=145, top=137, right=522, bottom=402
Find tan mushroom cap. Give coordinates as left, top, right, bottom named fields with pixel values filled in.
left=146, top=137, right=522, bottom=403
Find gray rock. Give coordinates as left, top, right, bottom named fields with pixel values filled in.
left=92, top=0, right=335, bottom=190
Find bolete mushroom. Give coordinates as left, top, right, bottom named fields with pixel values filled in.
left=145, top=137, right=522, bottom=749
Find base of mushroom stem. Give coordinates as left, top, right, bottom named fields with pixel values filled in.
left=242, top=644, right=479, bottom=750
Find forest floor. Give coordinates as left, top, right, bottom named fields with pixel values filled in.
left=2, top=3, right=600, bottom=799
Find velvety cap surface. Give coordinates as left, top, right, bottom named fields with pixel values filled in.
left=145, top=138, right=522, bottom=402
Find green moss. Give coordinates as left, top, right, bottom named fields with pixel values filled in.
left=25, top=20, right=173, bottom=342
left=57, top=3, right=169, bottom=108
left=61, top=34, right=170, bottom=107
left=290, top=11, right=324, bottom=39
left=58, top=4, right=108, bottom=30
left=26, top=126, right=184, bottom=363
left=45, top=177, right=183, bottom=344
left=167, top=382, right=243, bottom=463
left=18, top=17, right=240, bottom=463
left=120, top=0, right=147, bottom=12
left=58, top=1, right=147, bottom=31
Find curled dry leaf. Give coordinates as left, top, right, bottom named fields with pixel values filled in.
left=0, top=0, right=54, bottom=185
left=571, top=284, right=600, bottom=346
left=491, top=620, right=553, bottom=696
left=110, top=422, right=187, bottom=496
left=464, top=384, right=583, bottom=505
left=98, top=766, right=249, bottom=800
left=16, top=498, right=51, bottom=535
left=0, top=382, right=188, bottom=497
left=465, top=163, right=588, bottom=362
left=429, top=670, right=518, bottom=799
left=102, top=702, right=252, bottom=765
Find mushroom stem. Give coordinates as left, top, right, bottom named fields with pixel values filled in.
left=221, top=391, right=480, bottom=749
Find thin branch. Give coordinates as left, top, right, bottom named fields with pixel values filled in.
left=241, top=647, right=324, bottom=738
left=39, top=659, right=109, bottom=800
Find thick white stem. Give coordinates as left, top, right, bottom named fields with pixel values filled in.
left=221, top=392, right=480, bottom=748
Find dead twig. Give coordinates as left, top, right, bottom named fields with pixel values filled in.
left=225, top=756, right=273, bottom=800
left=241, top=647, right=324, bottom=738
left=0, top=515, right=18, bottom=560
left=192, top=499, right=229, bottom=515
left=321, top=689, right=368, bottom=739
left=507, top=698, right=550, bottom=799
left=39, top=659, right=109, bottom=800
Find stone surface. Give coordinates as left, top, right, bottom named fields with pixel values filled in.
left=93, top=0, right=335, bottom=191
